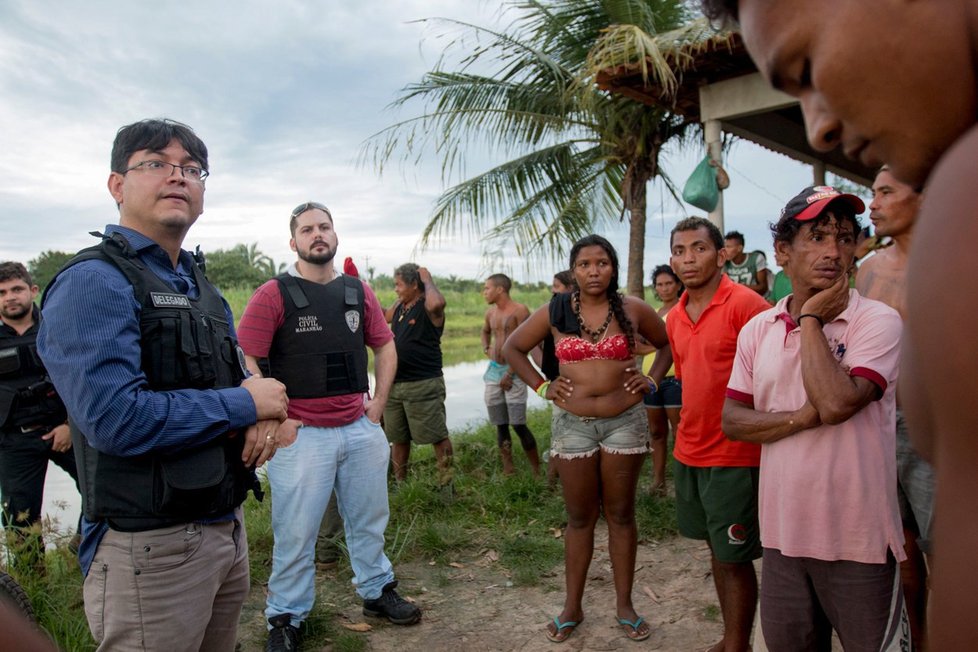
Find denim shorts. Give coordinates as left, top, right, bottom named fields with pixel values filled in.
left=550, top=402, right=649, bottom=459
left=643, top=376, right=682, bottom=408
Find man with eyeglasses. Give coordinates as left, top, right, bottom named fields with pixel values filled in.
left=38, top=118, right=290, bottom=651
left=238, top=202, right=420, bottom=652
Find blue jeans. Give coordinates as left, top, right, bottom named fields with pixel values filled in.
left=265, top=416, right=395, bottom=625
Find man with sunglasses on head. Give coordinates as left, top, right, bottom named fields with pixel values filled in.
left=238, top=201, right=420, bottom=652
left=38, top=118, right=290, bottom=651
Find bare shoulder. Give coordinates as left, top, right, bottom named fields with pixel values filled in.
left=908, top=126, right=978, bottom=650
left=853, top=249, right=884, bottom=294
left=910, top=126, right=978, bottom=288
left=904, top=125, right=978, bottom=457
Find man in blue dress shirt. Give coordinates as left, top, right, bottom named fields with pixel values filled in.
left=38, top=118, right=289, bottom=652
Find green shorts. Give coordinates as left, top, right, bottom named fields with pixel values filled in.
left=674, top=461, right=761, bottom=563
left=382, top=376, right=450, bottom=446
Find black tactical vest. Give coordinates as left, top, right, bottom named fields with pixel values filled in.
left=266, top=273, right=368, bottom=398
left=45, top=232, right=259, bottom=531
left=0, top=310, right=67, bottom=434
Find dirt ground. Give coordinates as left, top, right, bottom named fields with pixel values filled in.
left=237, top=529, right=767, bottom=652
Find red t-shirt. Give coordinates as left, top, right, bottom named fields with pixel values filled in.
left=667, top=274, right=769, bottom=467
left=237, top=273, right=393, bottom=428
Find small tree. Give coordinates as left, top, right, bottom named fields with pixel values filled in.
left=28, top=251, right=75, bottom=291
left=204, top=243, right=283, bottom=291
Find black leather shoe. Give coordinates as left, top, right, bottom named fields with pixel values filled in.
left=266, top=614, right=302, bottom=651
left=362, top=581, right=421, bottom=625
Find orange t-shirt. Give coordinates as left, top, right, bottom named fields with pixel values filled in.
left=667, top=274, right=769, bottom=467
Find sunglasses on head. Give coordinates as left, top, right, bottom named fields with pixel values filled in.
left=290, top=201, right=331, bottom=219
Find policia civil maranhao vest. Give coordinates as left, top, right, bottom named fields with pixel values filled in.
left=0, top=308, right=67, bottom=435
left=266, top=273, right=368, bottom=398
left=45, top=232, right=260, bottom=531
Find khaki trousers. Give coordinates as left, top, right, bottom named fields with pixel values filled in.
left=84, top=518, right=249, bottom=652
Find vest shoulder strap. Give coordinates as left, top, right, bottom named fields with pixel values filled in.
left=343, top=274, right=363, bottom=309
left=275, top=274, right=310, bottom=309
left=276, top=273, right=364, bottom=311
left=43, top=231, right=148, bottom=308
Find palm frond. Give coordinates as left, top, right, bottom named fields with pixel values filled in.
left=361, top=0, right=702, bottom=292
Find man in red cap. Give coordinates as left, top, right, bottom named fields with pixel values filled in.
left=723, top=186, right=908, bottom=651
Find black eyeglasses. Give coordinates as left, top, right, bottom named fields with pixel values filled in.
left=290, top=201, right=331, bottom=219
left=125, top=159, right=209, bottom=182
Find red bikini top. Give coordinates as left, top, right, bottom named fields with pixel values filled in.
left=554, top=334, right=631, bottom=364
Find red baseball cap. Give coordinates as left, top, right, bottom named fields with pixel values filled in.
left=781, top=185, right=866, bottom=222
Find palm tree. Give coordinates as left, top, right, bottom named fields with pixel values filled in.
left=363, top=0, right=697, bottom=296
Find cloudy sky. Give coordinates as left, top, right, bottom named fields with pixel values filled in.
left=0, top=0, right=827, bottom=284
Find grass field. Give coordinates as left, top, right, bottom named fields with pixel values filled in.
left=19, top=408, right=677, bottom=651
left=224, top=279, right=659, bottom=367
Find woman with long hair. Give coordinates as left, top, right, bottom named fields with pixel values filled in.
left=642, top=264, right=684, bottom=494
left=503, top=235, right=671, bottom=643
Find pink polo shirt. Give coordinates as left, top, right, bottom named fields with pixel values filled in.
left=726, top=290, right=905, bottom=564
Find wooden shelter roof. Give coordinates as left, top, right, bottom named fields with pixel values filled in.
left=594, top=28, right=875, bottom=187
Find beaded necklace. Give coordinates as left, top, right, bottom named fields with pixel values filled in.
left=572, top=291, right=613, bottom=342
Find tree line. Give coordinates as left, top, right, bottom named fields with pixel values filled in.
left=27, top=247, right=551, bottom=295
left=28, top=244, right=285, bottom=294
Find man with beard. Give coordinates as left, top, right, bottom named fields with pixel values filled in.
left=0, top=262, right=79, bottom=571
left=238, top=202, right=419, bottom=652
left=698, top=1, right=978, bottom=646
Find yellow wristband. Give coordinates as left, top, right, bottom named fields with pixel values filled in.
left=535, top=381, right=551, bottom=399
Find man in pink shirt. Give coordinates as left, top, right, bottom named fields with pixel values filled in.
left=723, top=186, right=907, bottom=651
left=238, top=202, right=420, bottom=651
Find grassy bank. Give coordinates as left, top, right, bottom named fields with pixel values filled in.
left=19, top=407, right=676, bottom=651
left=241, top=407, right=677, bottom=651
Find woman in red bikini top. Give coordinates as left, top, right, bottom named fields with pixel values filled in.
left=502, top=234, right=672, bottom=644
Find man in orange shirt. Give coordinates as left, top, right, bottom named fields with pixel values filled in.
left=667, top=217, right=770, bottom=652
